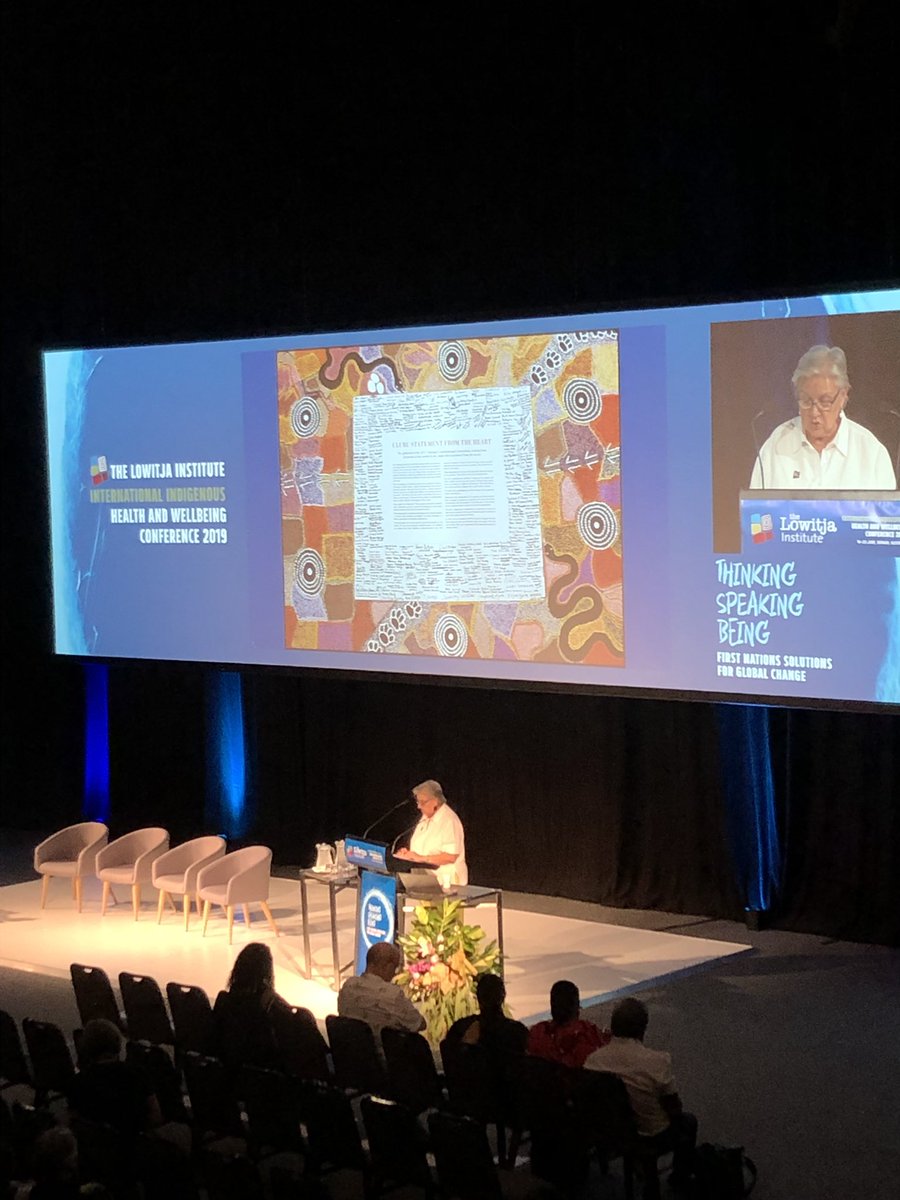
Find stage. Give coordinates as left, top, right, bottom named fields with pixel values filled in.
left=0, top=873, right=751, bottom=1025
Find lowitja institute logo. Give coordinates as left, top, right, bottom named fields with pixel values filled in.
left=90, top=455, right=109, bottom=486
left=749, top=512, right=774, bottom=544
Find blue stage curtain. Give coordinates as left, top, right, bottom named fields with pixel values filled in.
left=82, top=662, right=110, bottom=822
left=205, top=670, right=251, bottom=839
left=716, top=703, right=781, bottom=914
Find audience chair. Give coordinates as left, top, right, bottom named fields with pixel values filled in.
left=95, top=826, right=170, bottom=919
left=119, top=972, right=174, bottom=1045
left=33, top=822, right=108, bottom=912
left=361, top=1095, right=434, bottom=1196
left=125, top=1040, right=189, bottom=1125
left=571, top=1067, right=649, bottom=1200
left=21, top=1019, right=76, bottom=1107
left=506, top=1053, right=586, bottom=1190
left=0, top=1010, right=32, bottom=1092
left=382, top=1026, right=443, bottom=1113
left=166, top=982, right=215, bottom=1057
left=152, top=835, right=226, bottom=930
left=238, top=1065, right=306, bottom=1159
left=440, top=1039, right=511, bottom=1167
left=202, top=1150, right=265, bottom=1200
left=197, top=846, right=278, bottom=944
left=428, top=1109, right=503, bottom=1200
left=325, top=1014, right=389, bottom=1097
left=269, top=1003, right=331, bottom=1082
left=70, top=963, right=123, bottom=1031
left=296, top=1079, right=367, bottom=1177
left=182, top=1052, right=244, bottom=1143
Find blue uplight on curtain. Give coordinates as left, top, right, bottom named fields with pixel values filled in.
left=716, top=703, right=781, bottom=912
left=206, top=671, right=250, bottom=838
left=83, top=662, right=110, bottom=822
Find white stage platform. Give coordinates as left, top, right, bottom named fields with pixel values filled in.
left=0, top=875, right=750, bottom=1025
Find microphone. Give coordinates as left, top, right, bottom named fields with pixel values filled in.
left=363, top=798, right=415, bottom=840
left=751, top=407, right=768, bottom=491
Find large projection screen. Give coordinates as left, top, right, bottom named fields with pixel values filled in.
left=43, top=289, right=900, bottom=707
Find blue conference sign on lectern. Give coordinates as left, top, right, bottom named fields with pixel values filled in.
left=345, top=836, right=398, bottom=973
left=356, top=870, right=398, bottom=973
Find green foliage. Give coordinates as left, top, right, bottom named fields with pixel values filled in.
left=395, top=898, right=502, bottom=1046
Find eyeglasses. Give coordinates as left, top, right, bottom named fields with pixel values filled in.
left=798, top=391, right=843, bottom=411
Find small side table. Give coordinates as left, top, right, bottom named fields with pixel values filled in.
left=299, top=868, right=359, bottom=990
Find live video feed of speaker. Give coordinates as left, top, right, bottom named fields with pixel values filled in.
left=42, top=288, right=900, bottom=707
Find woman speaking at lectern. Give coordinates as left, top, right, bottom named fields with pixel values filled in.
left=393, top=779, right=468, bottom=887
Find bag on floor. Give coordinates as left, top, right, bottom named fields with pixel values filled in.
left=692, top=1142, right=757, bottom=1198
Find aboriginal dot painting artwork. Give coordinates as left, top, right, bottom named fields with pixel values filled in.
left=278, top=330, right=624, bottom=666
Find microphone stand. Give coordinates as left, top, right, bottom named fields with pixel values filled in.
left=751, top=408, right=767, bottom=491
left=363, top=799, right=413, bottom=840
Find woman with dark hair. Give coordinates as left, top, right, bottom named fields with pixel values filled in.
left=213, top=942, right=291, bottom=1070
left=527, top=980, right=610, bottom=1068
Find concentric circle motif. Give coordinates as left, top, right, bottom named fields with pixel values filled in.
left=293, top=548, right=325, bottom=595
left=434, top=612, right=468, bottom=657
left=562, top=378, right=603, bottom=424
left=290, top=395, right=322, bottom=438
left=577, top=502, right=618, bottom=551
left=438, top=340, right=469, bottom=383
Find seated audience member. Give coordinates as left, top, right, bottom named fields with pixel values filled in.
left=213, top=941, right=290, bottom=1070
left=67, top=1019, right=162, bottom=1139
left=527, top=980, right=611, bottom=1068
left=445, top=972, right=528, bottom=1055
left=337, top=942, right=425, bottom=1038
left=12, top=1126, right=106, bottom=1200
left=67, top=1019, right=194, bottom=1197
left=584, top=997, right=697, bottom=1187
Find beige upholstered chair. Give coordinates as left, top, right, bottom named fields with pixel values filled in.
left=96, top=827, right=170, bottom=919
left=33, top=822, right=109, bottom=912
left=152, top=835, right=226, bottom=930
left=197, top=845, right=278, bottom=944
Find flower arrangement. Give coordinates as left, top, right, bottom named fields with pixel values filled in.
left=395, top=897, right=502, bottom=1046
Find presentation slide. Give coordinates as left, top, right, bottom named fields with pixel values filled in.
left=43, top=289, right=900, bottom=707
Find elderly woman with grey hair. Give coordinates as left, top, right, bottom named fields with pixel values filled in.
left=750, top=344, right=896, bottom=490
left=394, top=778, right=468, bottom=886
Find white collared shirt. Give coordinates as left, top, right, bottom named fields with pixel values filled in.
left=409, top=802, right=468, bottom=886
left=750, top=415, right=896, bottom=490
left=585, top=1036, right=676, bottom=1137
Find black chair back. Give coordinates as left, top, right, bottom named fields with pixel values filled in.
left=202, top=1150, right=265, bottom=1200
left=296, top=1079, right=366, bottom=1174
left=0, top=1010, right=32, bottom=1088
left=125, top=1039, right=189, bottom=1124
left=119, top=972, right=174, bottom=1045
left=361, top=1095, right=433, bottom=1194
left=166, top=981, right=215, bottom=1056
left=270, top=1004, right=331, bottom=1082
left=427, top=1109, right=502, bottom=1200
left=570, top=1066, right=638, bottom=1153
left=21, top=1019, right=75, bottom=1104
left=238, top=1065, right=305, bottom=1158
left=70, top=963, right=123, bottom=1031
left=382, top=1026, right=443, bottom=1112
left=182, top=1052, right=243, bottom=1141
left=325, top=1014, right=388, bottom=1096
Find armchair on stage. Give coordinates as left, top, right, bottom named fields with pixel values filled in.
left=34, top=822, right=108, bottom=912
left=197, top=845, right=279, bottom=944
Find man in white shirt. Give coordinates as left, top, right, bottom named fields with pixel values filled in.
left=749, top=344, right=896, bottom=490
left=585, top=997, right=697, bottom=1188
left=393, top=779, right=468, bottom=887
left=337, top=942, right=425, bottom=1039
